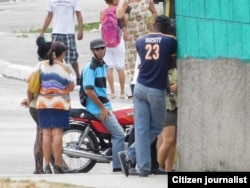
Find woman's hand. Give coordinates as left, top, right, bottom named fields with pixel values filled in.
left=20, top=98, right=29, bottom=108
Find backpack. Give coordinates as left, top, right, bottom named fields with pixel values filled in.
left=79, top=72, right=87, bottom=107
left=101, top=6, right=122, bottom=47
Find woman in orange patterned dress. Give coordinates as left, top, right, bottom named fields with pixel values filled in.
left=28, top=42, right=75, bottom=174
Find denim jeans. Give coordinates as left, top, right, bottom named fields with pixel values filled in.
left=127, top=83, right=166, bottom=171
left=94, top=111, right=125, bottom=169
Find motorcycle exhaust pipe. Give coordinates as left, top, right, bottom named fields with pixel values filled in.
left=63, top=148, right=112, bottom=163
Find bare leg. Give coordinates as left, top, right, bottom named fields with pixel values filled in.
left=165, top=127, right=177, bottom=171
left=52, top=128, right=63, bottom=166
left=107, top=68, right=115, bottom=96
left=156, top=134, right=163, bottom=151
left=71, top=61, right=80, bottom=78
left=43, top=128, right=52, bottom=166
left=165, top=143, right=176, bottom=171
left=117, top=69, right=125, bottom=96
left=157, top=126, right=176, bottom=169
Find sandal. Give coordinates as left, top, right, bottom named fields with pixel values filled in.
left=119, top=94, right=125, bottom=99
left=44, top=165, right=52, bottom=174
left=109, top=93, right=116, bottom=99
left=53, top=165, right=64, bottom=174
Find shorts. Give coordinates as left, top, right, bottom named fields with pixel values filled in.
left=29, top=106, right=38, bottom=125
left=104, top=38, right=125, bottom=70
left=37, top=109, right=70, bottom=129
left=52, top=33, right=78, bottom=64
left=165, top=108, right=177, bottom=127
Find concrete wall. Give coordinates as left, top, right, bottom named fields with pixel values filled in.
left=175, top=0, right=250, bottom=171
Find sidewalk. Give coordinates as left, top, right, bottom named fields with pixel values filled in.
left=0, top=173, right=167, bottom=188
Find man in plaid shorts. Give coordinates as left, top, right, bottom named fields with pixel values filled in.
left=40, top=0, right=84, bottom=85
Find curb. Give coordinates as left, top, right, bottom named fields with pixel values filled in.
left=0, top=60, right=32, bottom=81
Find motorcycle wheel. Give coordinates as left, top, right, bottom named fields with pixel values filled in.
left=62, top=123, right=99, bottom=173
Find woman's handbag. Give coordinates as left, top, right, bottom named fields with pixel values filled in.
left=28, top=68, right=41, bottom=94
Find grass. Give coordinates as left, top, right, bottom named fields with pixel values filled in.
left=14, top=22, right=100, bottom=34
left=16, top=34, right=29, bottom=38
left=0, top=178, right=91, bottom=188
left=82, top=22, right=100, bottom=31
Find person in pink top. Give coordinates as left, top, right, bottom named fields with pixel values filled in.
left=101, top=0, right=127, bottom=99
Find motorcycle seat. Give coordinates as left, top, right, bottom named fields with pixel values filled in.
left=70, top=108, right=100, bottom=122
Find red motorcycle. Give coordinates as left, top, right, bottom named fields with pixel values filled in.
left=62, top=106, right=134, bottom=173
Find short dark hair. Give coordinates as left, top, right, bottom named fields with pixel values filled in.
left=36, top=36, right=52, bottom=60
left=154, top=15, right=176, bottom=36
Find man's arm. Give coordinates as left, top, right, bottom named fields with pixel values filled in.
left=40, top=12, right=53, bottom=36
left=85, top=89, right=105, bottom=109
left=76, top=11, right=83, bottom=40
left=85, top=88, right=109, bottom=122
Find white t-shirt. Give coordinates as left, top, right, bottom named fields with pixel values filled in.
left=131, top=53, right=140, bottom=85
left=47, top=0, right=81, bottom=34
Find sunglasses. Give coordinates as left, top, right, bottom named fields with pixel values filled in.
left=93, top=47, right=105, bottom=51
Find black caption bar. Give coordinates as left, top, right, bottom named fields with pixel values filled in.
left=168, top=172, right=250, bottom=188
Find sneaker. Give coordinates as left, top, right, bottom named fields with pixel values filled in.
left=150, top=168, right=168, bottom=175
left=113, top=168, right=121, bottom=172
left=44, top=165, right=52, bottom=174
left=118, top=151, right=129, bottom=177
left=127, top=95, right=133, bottom=100
left=139, top=170, right=150, bottom=177
left=129, top=167, right=139, bottom=175
left=130, top=160, right=136, bottom=168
